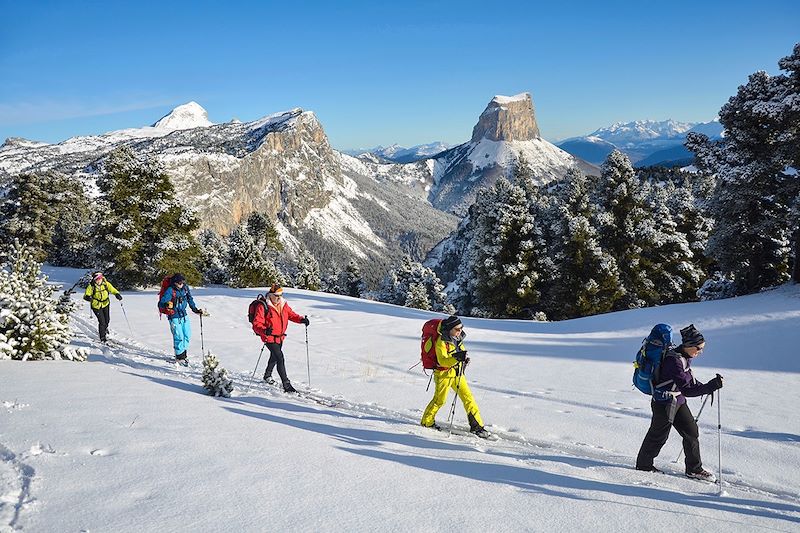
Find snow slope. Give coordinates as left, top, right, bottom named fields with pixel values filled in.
left=2, top=268, right=799, bottom=532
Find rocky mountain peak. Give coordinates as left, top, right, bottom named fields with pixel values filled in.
left=152, top=101, right=214, bottom=130
left=470, top=93, right=540, bottom=143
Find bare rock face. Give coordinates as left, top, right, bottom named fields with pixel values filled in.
left=470, top=93, right=540, bottom=142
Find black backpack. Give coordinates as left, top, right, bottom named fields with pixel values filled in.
left=247, top=294, right=268, bottom=324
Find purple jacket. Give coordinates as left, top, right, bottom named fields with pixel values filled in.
left=654, top=347, right=714, bottom=407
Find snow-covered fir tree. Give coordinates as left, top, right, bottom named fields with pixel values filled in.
left=340, top=260, right=365, bottom=298
left=378, top=255, right=454, bottom=313
left=0, top=172, right=89, bottom=263
left=696, top=271, right=737, bottom=301
left=198, top=229, right=228, bottom=285
left=687, top=43, right=800, bottom=293
left=201, top=352, right=234, bottom=398
left=226, top=212, right=286, bottom=288
left=0, top=241, right=87, bottom=361
left=544, top=168, right=624, bottom=319
left=404, top=282, right=431, bottom=310
left=294, top=249, right=321, bottom=291
left=593, top=150, right=665, bottom=309
left=456, top=175, right=549, bottom=318
left=92, top=148, right=200, bottom=288
left=320, top=268, right=342, bottom=294
left=640, top=181, right=704, bottom=304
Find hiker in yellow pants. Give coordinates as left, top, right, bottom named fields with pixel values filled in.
left=420, top=315, right=491, bottom=438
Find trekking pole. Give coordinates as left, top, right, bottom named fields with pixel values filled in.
left=244, top=344, right=267, bottom=394
left=199, top=313, right=205, bottom=356
left=447, top=362, right=464, bottom=436
left=305, top=324, right=311, bottom=388
left=119, top=301, right=134, bottom=337
left=672, top=394, right=710, bottom=463
left=717, top=388, right=723, bottom=493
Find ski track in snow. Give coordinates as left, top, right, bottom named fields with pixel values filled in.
left=67, top=313, right=800, bottom=518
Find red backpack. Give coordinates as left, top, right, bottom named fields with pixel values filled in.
left=157, top=275, right=175, bottom=316
left=421, top=319, right=443, bottom=370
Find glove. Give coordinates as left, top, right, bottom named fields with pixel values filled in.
left=115, top=293, right=123, bottom=301
left=83, top=295, right=91, bottom=302
left=455, top=358, right=470, bottom=376
left=301, top=316, right=310, bottom=326
left=193, top=308, right=203, bottom=315
left=707, top=374, right=723, bottom=391
left=453, top=350, right=468, bottom=362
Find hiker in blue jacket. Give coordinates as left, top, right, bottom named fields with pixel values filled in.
left=158, top=273, right=204, bottom=364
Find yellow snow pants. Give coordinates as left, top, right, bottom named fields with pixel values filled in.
left=420, top=367, right=484, bottom=427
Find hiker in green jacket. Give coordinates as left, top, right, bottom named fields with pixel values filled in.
left=83, top=271, right=121, bottom=343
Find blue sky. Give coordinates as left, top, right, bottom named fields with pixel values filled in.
left=1, top=0, right=798, bottom=149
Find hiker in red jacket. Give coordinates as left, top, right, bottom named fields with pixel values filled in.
left=252, top=284, right=309, bottom=393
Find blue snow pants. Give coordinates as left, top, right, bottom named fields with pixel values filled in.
left=168, top=315, right=192, bottom=355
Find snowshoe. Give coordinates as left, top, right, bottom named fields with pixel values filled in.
left=471, top=427, right=493, bottom=439
left=686, top=468, right=716, bottom=482
left=263, top=375, right=276, bottom=385
left=422, top=423, right=442, bottom=431
left=175, top=351, right=189, bottom=367
left=635, top=466, right=663, bottom=473
left=282, top=381, right=297, bottom=393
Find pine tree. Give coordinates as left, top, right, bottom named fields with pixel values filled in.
left=378, top=255, right=454, bottom=313
left=593, top=150, right=661, bottom=309
left=92, top=148, right=200, bottom=288
left=641, top=182, right=703, bottom=303
left=404, top=282, right=431, bottom=310
left=294, top=249, right=321, bottom=291
left=0, top=241, right=87, bottom=361
left=461, top=177, right=548, bottom=318
left=226, top=224, right=272, bottom=288
left=687, top=43, right=800, bottom=292
left=0, top=172, right=89, bottom=263
left=202, top=352, right=234, bottom=397
left=198, top=229, right=228, bottom=285
left=341, top=260, right=365, bottom=298
left=546, top=168, right=624, bottom=319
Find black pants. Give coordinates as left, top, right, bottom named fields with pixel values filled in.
left=264, top=342, right=289, bottom=384
left=636, top=401, right=702, bottom=472
left=92, top=306, right=111, bottom=342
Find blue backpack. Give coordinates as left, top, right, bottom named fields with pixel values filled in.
left=633, top=324, right=673, bottom=399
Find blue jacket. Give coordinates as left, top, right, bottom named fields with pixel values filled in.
left=158, top=284, right=198, bottom=320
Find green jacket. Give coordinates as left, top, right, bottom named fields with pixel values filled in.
left=84, top=280, right=120, bottom=310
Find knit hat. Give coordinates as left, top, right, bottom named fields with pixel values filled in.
left=269, top=283, right=283, bottom=296
left=680, top=324, right=705, bottom=347
left=93, top=272, right=104, bottom=281
left=441, top=315, right=462, bottom=332
left=172, top=273, right=186, bottom=284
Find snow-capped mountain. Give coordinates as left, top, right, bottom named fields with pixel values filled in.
left=558, top=119, right=724, bottom=166
left=151, top=101, right=214, bottom=130
left=348, top=142, right=452, bottom=164
left=0, top=103, right=456, bottom=281
left=427, top=93, right=594, bottom=215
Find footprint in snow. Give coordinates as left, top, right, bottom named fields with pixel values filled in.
left=89, top=449, right=111, bottom=457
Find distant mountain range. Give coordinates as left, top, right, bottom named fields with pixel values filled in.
left=344, top=142, right=452, bottom=164
left=1, top=92, right=593, bottom=277
left=556, top=119, right=724, bottom=167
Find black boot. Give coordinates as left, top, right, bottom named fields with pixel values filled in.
left=468, top=413, right=492, bottom=439
left=263, top=373, right=276, bottom=385
left=283, top=381, right=297, bottom=393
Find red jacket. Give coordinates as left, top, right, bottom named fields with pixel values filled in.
left=252, top=300, right=303, bottom=343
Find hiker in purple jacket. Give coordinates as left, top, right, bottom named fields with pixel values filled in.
left=635, top=324, right=723, bottom=481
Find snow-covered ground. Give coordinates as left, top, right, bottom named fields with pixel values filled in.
left=2, top=267, right=799, bottom=532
